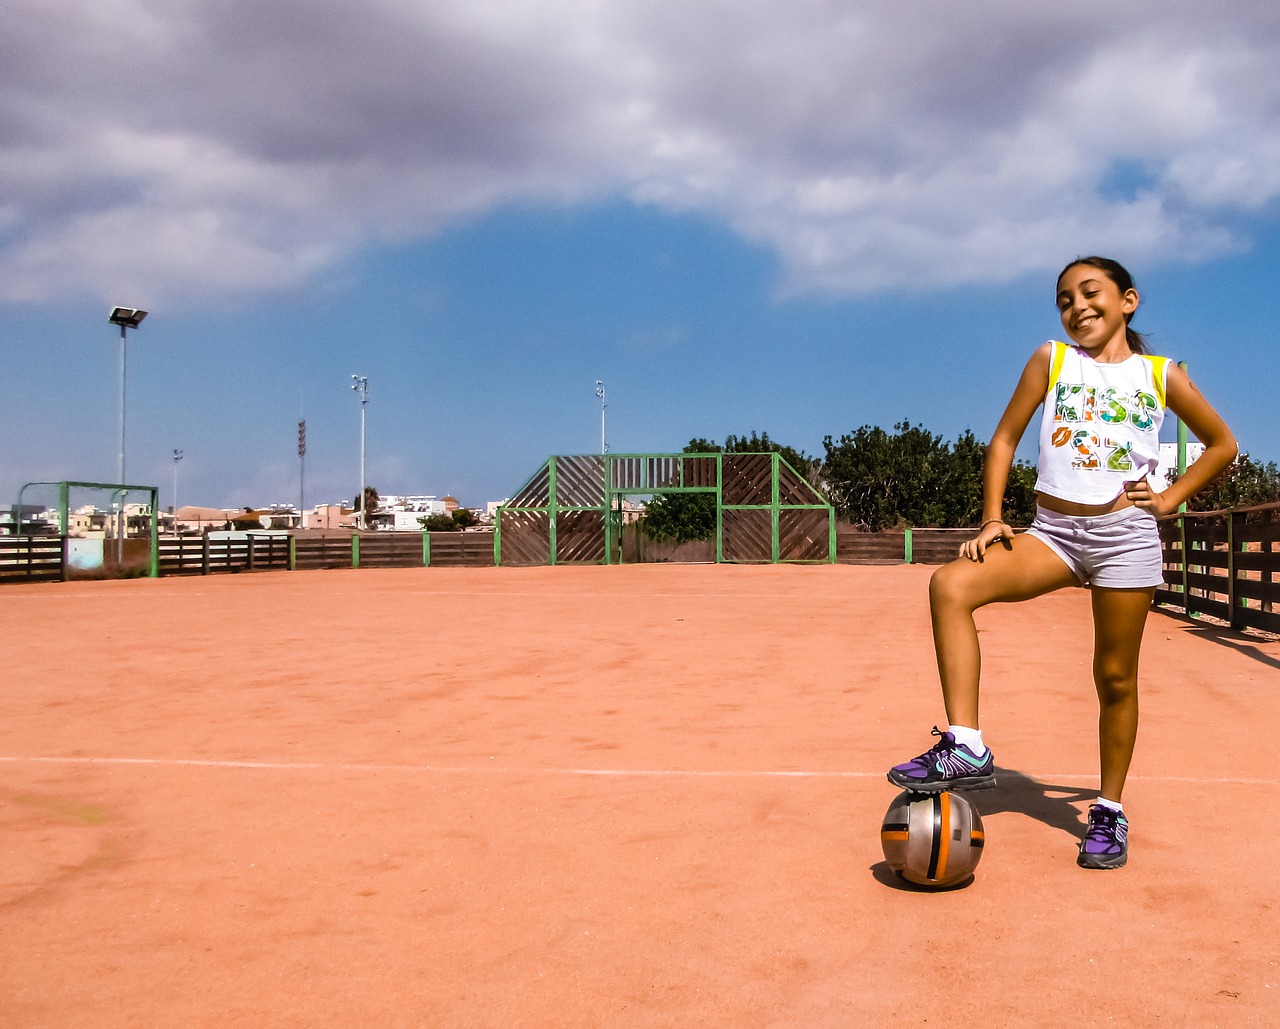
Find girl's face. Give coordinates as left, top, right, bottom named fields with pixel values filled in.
left=1056, top=264, right=1138, bottom=353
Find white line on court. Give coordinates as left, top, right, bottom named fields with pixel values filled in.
left=0, top=755, right=1274, bottom=787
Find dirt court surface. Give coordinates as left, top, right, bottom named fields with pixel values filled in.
left=2, top=563, right=1277, bottom=1027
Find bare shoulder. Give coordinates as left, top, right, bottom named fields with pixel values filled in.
left=1164, top=360, right=1236, bottom=449
left=1015, top=342, right=1054, bottom=389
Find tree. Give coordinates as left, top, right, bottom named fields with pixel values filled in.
left=354, top=486, right=380, bottom=520
left=822, top=422, right=949, bottom=530
left=418, top=509, right=480, bottom=532
left=1181, top=453, right=1280, bottom=513
left=821, top=421, right=1037, bottom=530
left=418, top=513, right=457, bottom=532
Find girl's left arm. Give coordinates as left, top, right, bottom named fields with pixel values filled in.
left=1128, top=363, right=1237, bottom=516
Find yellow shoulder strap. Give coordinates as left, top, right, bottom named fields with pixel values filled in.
left=1046, top=341, right=1068, bottom=398
left=1145, top=355, right=1170, bottom=408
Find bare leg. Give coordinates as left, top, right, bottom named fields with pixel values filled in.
left=929, top=535, right=1079, bottom=728
left=1090, top=587, right=1154, bottom=802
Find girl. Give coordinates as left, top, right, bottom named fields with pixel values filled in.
left=887, top=256, right=1237, bottom=869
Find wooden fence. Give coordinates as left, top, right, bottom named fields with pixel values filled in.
left=835, top=526, right=1024, bottom=564
left=0, top=536, right=64, bottom=584
left=158, top=534, right=292, bottom=575
left=159, top=532, right=501, bottom=574
left=1, top=531, right=501, bottom=583
left=1155, top=503, right=1279, bottom=635
left=5, top=511, right=1279, bottom=634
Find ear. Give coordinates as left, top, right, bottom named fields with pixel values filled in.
left=1122, top=288, right=1139, bottom=315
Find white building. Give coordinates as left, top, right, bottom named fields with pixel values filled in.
left=1154, top=441, right=1205, bottom=488
left=380, top=494, right=448, bottom=531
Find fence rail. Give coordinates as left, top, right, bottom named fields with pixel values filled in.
left=158, top=535, right=291, bottom=575
left=1155, top=503, right=1279, bottom=635
left=0, top=536, right=64, bottom=583
left=836, top=526, right=1024, bottom=564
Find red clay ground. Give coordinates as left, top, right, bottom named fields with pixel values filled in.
left=2, top=564, right=1277, bottom=1027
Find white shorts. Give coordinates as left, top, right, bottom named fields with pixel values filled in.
left=1025, top=505, right=1164, bottom=590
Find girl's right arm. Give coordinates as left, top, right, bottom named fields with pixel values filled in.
left=962, top=343, right=1052, bottom=561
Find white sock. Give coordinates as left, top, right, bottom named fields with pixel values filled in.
left=948, top=725, right=986, bottom=756
left=1095, top=796, right=1124, bottom=813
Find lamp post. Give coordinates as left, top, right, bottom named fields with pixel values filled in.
left=595, top=380, right=607, bottom=454
left=107, top=307, right=147, bottom=484
left=351, top=375, right=368, bottom=529
left=107, top=307, right=147, bottom=560
left=297, top=419, right=306, bottom=528
left=171, top=449, right=183, bottom=528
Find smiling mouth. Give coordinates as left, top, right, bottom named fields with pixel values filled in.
left=1074, top=315, right=1099, bottom=330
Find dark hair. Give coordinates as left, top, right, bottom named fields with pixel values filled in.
left=1056, top=256, right=1149, bottom=354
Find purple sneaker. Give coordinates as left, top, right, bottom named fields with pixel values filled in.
left=887, top=726, right=996, bottom=794
left=1077, top=804, right=1128, bottom=869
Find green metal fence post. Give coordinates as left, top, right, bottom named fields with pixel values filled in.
left=602, top=455, right=613, bottom=566
left=288, top=535, right=297, bottom=571
left=771, top=453, right=781, bottom=564
left=548, top=457, right=558, bottom=566
left=904, top=527, right=913, bottom=564
left=147, top=486, right=159, bottom=577
left=715, top=453, right=724, bottom=564
left=58, top=482, right=69, bottom=543
left=423, top=531, right=431, bottom=567
left=352, top=533, right=360, bottom=569
left=1177, top=361, right=1189, bottom=514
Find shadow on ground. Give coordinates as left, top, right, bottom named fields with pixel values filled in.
left=1181, top=623, right=1280, bottom=670
left=973, top=767, right=1095, bottom=837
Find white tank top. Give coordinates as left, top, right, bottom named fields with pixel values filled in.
left=1035, top=341, right=1171, bottom=505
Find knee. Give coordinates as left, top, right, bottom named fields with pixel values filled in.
left=1093, top=659, right=1139, bottom=705
left=930, top=561, right=974, bottom=614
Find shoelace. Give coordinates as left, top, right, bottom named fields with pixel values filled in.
left=1084, top=808, right=1121, bottom=842
left=909, top=727, right=966, bottom=771
left=918, top=726, right=950, bottom=759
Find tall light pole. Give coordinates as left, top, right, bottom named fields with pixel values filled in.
left=107, top=307, right=147, bottom=485
left=595, top=380, right=607, bottom=454
left=108, top=307, right=147, bottom=559
left=351, top=375, right=369, bottom=529
left=171, top=449, right=183, bottom=525
left=297, top=419, right=306, bottom=528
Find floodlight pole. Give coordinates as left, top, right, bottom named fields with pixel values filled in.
left=352, top=375, right=369, bottom=529
left=107, top=307, right=147, bottom=562
left=117, top=324, right=128, bottom=487
left=595, top=380, right=607, bottom=454
left=172, top=449, right=183, bottom=525
left=297, top=419, right=306, bottom=528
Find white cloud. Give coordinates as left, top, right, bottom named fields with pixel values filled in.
left=2, top=0, right=1279, bottom=303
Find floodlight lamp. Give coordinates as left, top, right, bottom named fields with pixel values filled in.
left=109, top=307, right=148, bottom=329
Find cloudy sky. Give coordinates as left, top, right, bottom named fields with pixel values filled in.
left=3, top=0, right=1278, bottom=511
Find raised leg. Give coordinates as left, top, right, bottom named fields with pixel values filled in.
left=929, top=534, right=1079, bottom=728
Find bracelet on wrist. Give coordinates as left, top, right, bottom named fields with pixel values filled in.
left=979, top=518, right=1004, bottom=529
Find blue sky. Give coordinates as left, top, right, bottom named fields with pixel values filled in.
left=3, top=1, right=1278, bottom=512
